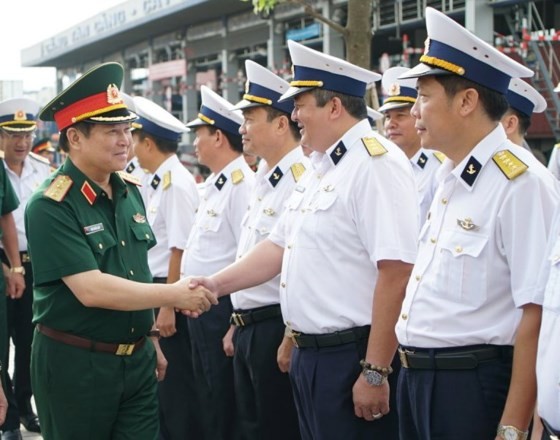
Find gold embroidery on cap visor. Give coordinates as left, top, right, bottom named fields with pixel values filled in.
left=383, top=96, right=417, bottom=104
left=70, top=104, right=130, bottom=124
left=419, top=54, right=466, bottom=76
left=243, top=94, right=273, bottom=106
left=290, top=80, right=324, bottom=88
left=198, top=113, right=215, bottom=125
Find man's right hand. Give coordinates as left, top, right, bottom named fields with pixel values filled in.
left=173, top=278, right=218, bottom=317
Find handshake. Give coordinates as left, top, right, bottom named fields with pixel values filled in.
left=172, top=276, right=219, bottom=318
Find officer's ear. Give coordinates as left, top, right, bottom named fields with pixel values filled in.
left=65, top=127, right=82, bottom=150
left=500, top=112, right=518, bottom=137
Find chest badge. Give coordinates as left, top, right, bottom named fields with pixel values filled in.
left=457, top=217, right=479, bottom=231
left=133, top=213, right=146, bottom=223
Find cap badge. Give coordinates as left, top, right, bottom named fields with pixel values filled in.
left=14, top=110, right=26, bottom=121
left=106, top=84, right=122, bottom=105
left=388, top=83, right=401, bottom=96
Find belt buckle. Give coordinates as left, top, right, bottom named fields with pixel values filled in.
left=116, top=343, right=135, bottom=356
left=231, top=313, right=245, bottom=327
left=22, top=253, right=30, bottom=263
left=398, top=347, right=412, bottom=369
left=288, top=327, right=300, bottom=348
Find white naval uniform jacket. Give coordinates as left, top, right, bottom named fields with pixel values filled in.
left=410, top=148, right=445, bottom=228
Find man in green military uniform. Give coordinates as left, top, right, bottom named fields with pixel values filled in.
left=24, top=62, right=216, bottom=440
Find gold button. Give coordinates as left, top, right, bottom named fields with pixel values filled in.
left=130, top=270, right=134, bottom=275
left=415, top=275, right=421, bottom=281
left=145, top=234, right=150, bottom=239
left=281, top=282, right=286, bottom=288
left=401, top=313, right=408, bottom=320
left=121, top=240, right=126, bottom=246
left=131, top=328, right=135, bottom=333
left=455, top=246, right=463, bottom=253
left=98, top=243, right=103, bottom=249
left=287, top=245, right=292, bottom=249
left=441, top=198, right=448, bottom=205
left=430, top=237, right=436, bottom=244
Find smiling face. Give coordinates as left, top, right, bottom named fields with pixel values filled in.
left=383, top=105, right=420, bottom=158
left=291, top=92, right=332, bottom=152
left=239, top=106, right=273, bottom=157
left=0, top=129, right=35, bottom=165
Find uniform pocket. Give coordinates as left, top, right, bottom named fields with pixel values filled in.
left=436, top=230, right=489, bottom=306
left=85, top=230, right=117, bottom=257
left=299, top=191, right=338, bottom=250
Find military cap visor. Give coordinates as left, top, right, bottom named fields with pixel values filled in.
left=39, top=62, right=137, bottom=131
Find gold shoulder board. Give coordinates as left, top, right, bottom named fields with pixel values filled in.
left=362, top=137, right=387, bottom=157
left=0, top=150, right=4, bottom=159
left=492, top=150, right=528, bottom=180
left=44, top=175, right=73, bottom=202
left=29, top=152, right=51, bottom=165
left=555, top=143, right=560, bottom=149
left=231, top=169, right=244, bottom=185
left=433, top=151, right=446, bottom=163
left=290, top=163, right=306, bottom=182
left=117, top=170, right=142, bottom=186
left=162, top=170, right=172, bottom=190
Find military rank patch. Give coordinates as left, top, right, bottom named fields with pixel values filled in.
left=269, top=166, right=283, bottom=188
left=460, top=156, right=482, bottom=186
left=162, top=170, right=172, bottom=190
left=330, top=141, right=347, bottom=165
left=492, top=150, right=528, bottom=180
left=117, top=171, right=142, bottom=186
left=44, top=175, right=73, bottom=202
left=361, top=137, right=387, bottom=157
left=215, top=173, right=227, bottom=190
left=81, top=181, right=97, bottom=205
left=150, top=174, right=161, bottom=190
left=417, top=152, right=428, bottom=169
left=433, top=151, right=446, bottom=163
left=231, top=169, right=245, bottom=185
left=126, top=161, right=136, bottom=173
left=290, top=163, right=306, bottom=182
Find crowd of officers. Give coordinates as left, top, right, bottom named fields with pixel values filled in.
left=1, top=6, right=560, bottom=440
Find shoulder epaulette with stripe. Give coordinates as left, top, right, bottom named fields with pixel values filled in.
left=492, top=150, right=528, bottom=180
left=290, top=163, right=306, bottom=182
left=433, top=151, right=446, bottom=163
left=29, top=152, right=51, bottom=165
left=361, top=137, right=387, bottom=157
left=117, top=170, right=142, bottom=186
left=162, top=170, right=172, bottom=190
left=555, top=143, right=560, bottom=149
left=231, top=169, right=244, bottom=185
left=44, top=175, right=73, bottom=202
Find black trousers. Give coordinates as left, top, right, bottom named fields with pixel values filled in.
left=1, top=257, right=34, bottom=432
left=397, top=353, right=512, bottom=440
left=187, top=296, right=236, bottom=440
left=289, top=338, right=400, bottom=440
left=153, top=277, right=202, bottom=440
left=233, top=312, right=300, bottom=440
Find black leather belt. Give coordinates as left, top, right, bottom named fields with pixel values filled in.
left=542, top=418, right=560, bottom=440
left=398, top=344, right=513, bottom=370
left=0, top=249, right=30, bottom=264
left=230, top=304, right=282, bottom=327
left=291, top=325, right=370, bottom=349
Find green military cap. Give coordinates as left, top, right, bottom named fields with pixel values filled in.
left=39, top=62, right=136, bottom=131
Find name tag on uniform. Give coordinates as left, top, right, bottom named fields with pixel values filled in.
left=83, top=223, right=104, bottom=235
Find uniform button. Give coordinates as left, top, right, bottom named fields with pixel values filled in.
left=281, top=282, right=286, bottom=288
left=145, top=234, right=150, bottom=239
left=553, top=255, right=560, bottom=262
left=415, top=275, right=421, bottom=281
left=98, top=243, right=103, bottom=249
left=401, top=313, right=408, bottom=320
left=287, top=245, right=292, bottom=249
left=441, top=198, right=448, bottom=205
left=430, top=237, right=436, bottom=244
left=258, top=197, right=262, bottom=201
left=130, top=270, right=134, bottom=276
left=455, top=246, right=463, bottom=253
left=121, top=240, right=126, bottom=246
left=131, top=328, right=135, bottom=333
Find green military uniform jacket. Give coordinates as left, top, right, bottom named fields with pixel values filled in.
left=25, top=158, right=156, bottom=343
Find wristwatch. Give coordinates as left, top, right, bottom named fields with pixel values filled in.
left=361, top=368, right=387, bottom=386
left=497, top=424, right=528, bottom=440
left=10, top=266, right=25, bottom=275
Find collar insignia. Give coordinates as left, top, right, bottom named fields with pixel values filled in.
left=269, top=166, right=283, bottom=187
left=151, top=175, right=161, bottom=190
left=417, top=152, right=428, bottom=169
left=330, top=141, right=347, bottom=165
left=126, top=162, right=136, bottom=173
left=215, top=173, right=227, bottom=190
left=81, top=181, right=97, bottom=206
left=460, top=156, right=482, bottom=186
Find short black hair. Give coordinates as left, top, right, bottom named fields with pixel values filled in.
left=207, top=126, right=243, bottom=153
left=58, top=122, right=93, bottom=152
left=133, top=130, right=178, bottom=154
left=434, top=75, right=509, bottom=121
left=309, top=89, right=367, bottom=120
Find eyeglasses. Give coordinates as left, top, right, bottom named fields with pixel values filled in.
left=1, top=131, right=36, bottom=142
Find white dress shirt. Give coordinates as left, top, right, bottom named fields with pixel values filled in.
left=181, top=155, right=255, bottom=278
left=536, top=207, right=560, bottom=430
left=547, top=143, right=560, bottom=180
left=397, top=125, right=559, bottom=348
left=3, top=153, right=52, bottom=251
left=410, top=148, right=444, bottom=227
left=231, top=147, right=310, bottom=310
left=268, top=119, right=419, bottom=334
left=146, top=155, right=199, bottom=278
left=125, top=156, right=151, bottom=199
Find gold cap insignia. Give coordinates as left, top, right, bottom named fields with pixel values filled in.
left=14, top=110, right=26, bottom=121
left=388, top=83, right=401, bottom=96
left=106, top=84, right=122, bottom=105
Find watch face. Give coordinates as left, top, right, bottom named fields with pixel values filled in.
left=364, top=370, right=384, bottom=386
left=503, top=427, right=522, bottom=440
